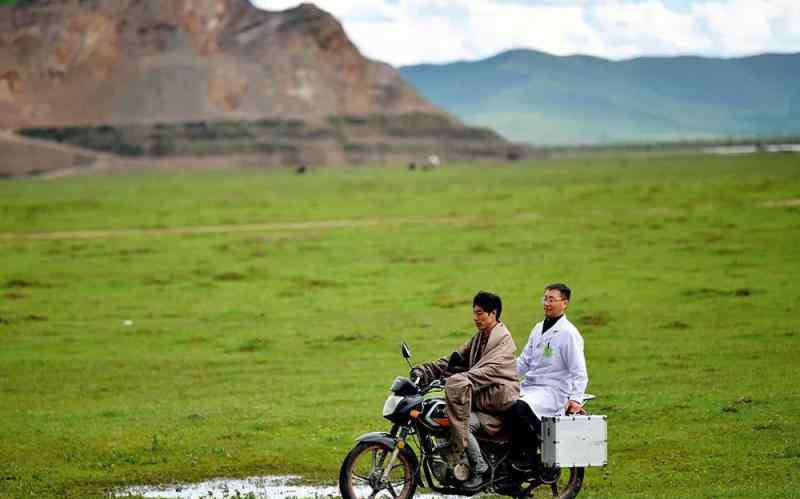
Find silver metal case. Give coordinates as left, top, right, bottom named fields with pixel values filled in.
left=541, top=415, right=607, bottom=467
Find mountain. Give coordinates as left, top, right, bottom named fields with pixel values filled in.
left=0, top=0, right=514, bottom=176
left=0, top=0, right=440, bottom=127
left=400, top=49, right=800, bottom=145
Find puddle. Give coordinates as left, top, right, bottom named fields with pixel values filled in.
left=116, top=474, right=461, bottom=499
left=703, top=143, right=800, bottom=155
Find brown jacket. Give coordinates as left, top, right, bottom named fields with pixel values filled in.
left=418, top=322, right=520, bottom=432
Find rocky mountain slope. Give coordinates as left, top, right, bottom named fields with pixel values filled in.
left=0, top=0, right=440, bottom=127
left=0, top=0, right=514, bottom=175
left=401, top=49, right=800, bottom=145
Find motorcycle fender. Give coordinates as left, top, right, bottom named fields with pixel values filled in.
left=355, top=431, right=397, bottom=447
left=354, top=432, right=419, bottom=470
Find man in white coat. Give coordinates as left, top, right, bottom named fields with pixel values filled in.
left=508, top=283, right=589, bottom=465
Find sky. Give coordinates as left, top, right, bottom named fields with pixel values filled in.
left=251, top=0, right=800, bottom=66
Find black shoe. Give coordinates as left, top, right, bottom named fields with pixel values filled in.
left=539, top=466, right=561, bottom=484
left=511, top=459, right=535, bottom=472
left=511, top=449, right=539, bottom=472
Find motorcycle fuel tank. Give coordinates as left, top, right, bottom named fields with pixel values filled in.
left=418, top=399, right=450, bottom=432
left=541, top=415, right=607, bottom=468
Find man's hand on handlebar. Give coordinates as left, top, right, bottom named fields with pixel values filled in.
left=427, top=378, right=444, bottom=389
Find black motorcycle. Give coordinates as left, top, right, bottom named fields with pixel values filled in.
left=339, top=343, right=586, bottom=499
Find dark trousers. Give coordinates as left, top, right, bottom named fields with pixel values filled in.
left=505, top=400, right=541, bottom=453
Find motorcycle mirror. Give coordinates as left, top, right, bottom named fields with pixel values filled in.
left=401, top=342, right=414, bottom=371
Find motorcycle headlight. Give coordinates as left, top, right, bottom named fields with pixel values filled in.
left=382, top=395, right=404, bottom=417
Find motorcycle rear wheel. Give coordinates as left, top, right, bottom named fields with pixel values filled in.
left=527, top=466, right=584, bottom=499
left=339, top=442, right=418, bottom=499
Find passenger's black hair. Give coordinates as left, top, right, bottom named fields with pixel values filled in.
left=545, top=283, right=571, bottom=300
left=473, top=291, right=502, bottom=319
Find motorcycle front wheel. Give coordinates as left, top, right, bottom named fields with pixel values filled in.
left=339, top=441, right=418, bottom=499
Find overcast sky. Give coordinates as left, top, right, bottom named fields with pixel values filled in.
left=251, top=0, right=800, bottom=66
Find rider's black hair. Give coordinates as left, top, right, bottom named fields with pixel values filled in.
left=473, top=291, right=502, bottom=320
left=545, top=283, right=572, bottom=300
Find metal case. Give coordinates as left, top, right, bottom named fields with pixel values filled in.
left=541, top=415, right=607, bottom=467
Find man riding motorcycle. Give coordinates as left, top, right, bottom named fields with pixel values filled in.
left=411, top=291, right=519, bottom=488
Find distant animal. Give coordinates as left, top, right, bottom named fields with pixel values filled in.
left=296, top=164, right=308, bottom=174
left=506, top=147, right=522, bottom=161
left=408, top=162, right=417, bottom=171
left=423, top=154, right=440, bottom=170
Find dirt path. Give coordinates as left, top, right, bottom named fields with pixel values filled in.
left=763, top=198, right=800, bottom=207
left=0, top=213, right=541, bottom=241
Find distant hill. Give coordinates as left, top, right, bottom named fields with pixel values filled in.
left=400, top=49, right=800, bottom=146
left=0, top=0, right=440, bottom=127
left=0, top=0, right=514, bottom=176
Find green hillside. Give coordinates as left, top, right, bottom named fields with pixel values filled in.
left=400, top=50, right=800, bottom=145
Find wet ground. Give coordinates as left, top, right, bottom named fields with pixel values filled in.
left=116, top=475, right=340, bottom=499
left=115, top=474, right=462, bottom=499
left=703, top=143, right=800, bottom=154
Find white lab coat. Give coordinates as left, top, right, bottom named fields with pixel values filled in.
left=516, top=315, right=588, bottom=418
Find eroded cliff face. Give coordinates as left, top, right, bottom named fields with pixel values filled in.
left=0, top=0, right=441, bottom=128
left=0, top=0, right=518, bottom=176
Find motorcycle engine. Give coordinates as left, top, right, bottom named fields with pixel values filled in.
left=429, top=437, right=450, bottom=483
left=430, top=457, right=448, bottom=484
left=428, top=437, right=472, bottom=484
left=452, top=463, right=471, bottom=481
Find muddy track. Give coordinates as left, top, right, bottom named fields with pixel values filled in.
left=762, top=198, right=800, bottom=207
left=0, top=213, right=541, bottom=241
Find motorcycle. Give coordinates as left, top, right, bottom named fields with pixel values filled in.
left=339, top=342, right=594, bottom=499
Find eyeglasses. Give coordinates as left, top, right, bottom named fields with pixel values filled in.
left=540, top=297, right=565, bottom=304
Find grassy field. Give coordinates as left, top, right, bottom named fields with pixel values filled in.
left=1, top=154, right=799, bottom=498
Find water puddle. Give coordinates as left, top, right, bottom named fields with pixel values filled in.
left=703, top=143, right=800, bottom=155
left=116, top=474, right=460, bottom=499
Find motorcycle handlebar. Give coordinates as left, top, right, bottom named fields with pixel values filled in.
left=415, top=377, right=445, bottom=394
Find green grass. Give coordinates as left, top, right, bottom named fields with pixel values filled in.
left=1, top=154, right=799, bottom=498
